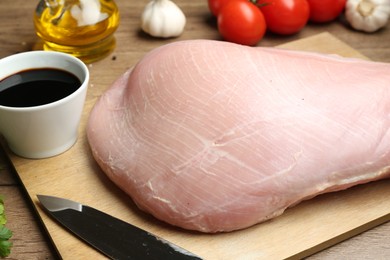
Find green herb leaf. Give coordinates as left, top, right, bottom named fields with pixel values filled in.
left=0, top=196, right=12, bottom=257
left=0, top=205, right=5, bottom=226
left=0, top=240, right=12, bottom=257
left=0, top=226, right=12, bottom=241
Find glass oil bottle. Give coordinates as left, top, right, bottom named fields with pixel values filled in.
left=34, top=0, right=120, bottom=63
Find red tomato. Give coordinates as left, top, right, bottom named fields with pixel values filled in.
left=307, top=0, right=346, bottom=23
left=260, top=0, right=310, bottom=35
left=208, top=0, right=232, bottom=17
left=218, top=0, right=266, bottom=46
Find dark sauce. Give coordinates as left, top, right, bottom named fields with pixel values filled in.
left=0, top=68, right=81, bottom=107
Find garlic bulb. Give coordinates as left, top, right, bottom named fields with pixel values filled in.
left=141, top=0, right=186, bottom=38
left=345, top=0, right=390, bottom=33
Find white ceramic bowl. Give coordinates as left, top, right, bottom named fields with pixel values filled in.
left=0, top=51, right=89, bottom=159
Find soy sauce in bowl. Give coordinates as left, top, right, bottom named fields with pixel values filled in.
left=0, top=68, right=81, bottom=107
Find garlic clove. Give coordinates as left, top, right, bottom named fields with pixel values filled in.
left=71, top=0, right=108, bottom=27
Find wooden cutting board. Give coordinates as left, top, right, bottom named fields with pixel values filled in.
left=5, top=32, right=390, bottom=259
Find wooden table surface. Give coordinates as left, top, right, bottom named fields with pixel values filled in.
left=1, top=1, right=389, bottom=259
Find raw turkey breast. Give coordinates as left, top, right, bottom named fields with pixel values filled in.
left=87, top=40, right=390, bottom=233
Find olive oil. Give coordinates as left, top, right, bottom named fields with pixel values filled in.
left=34, top=0, right=120, bottom=63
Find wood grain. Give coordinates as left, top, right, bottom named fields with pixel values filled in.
left=1, top=1, right=390, bottom=259
left=0, top=148, right=57, bottom=259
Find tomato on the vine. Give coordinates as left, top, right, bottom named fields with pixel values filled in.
left=208, top=0, right=232, bottom=17
left=260, top=0, right=310, bottom=35
left=217, top=0, right=266, bottom=46
left=307, top=0, right=346, bottom=23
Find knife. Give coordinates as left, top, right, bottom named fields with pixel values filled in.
left=37, top=195, right=203, bottom=260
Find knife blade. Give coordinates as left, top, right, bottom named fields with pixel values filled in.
left=37, top=195, right=203, bottom=260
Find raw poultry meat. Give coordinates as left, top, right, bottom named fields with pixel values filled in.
left=87, top=40, right=390, bottom=233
